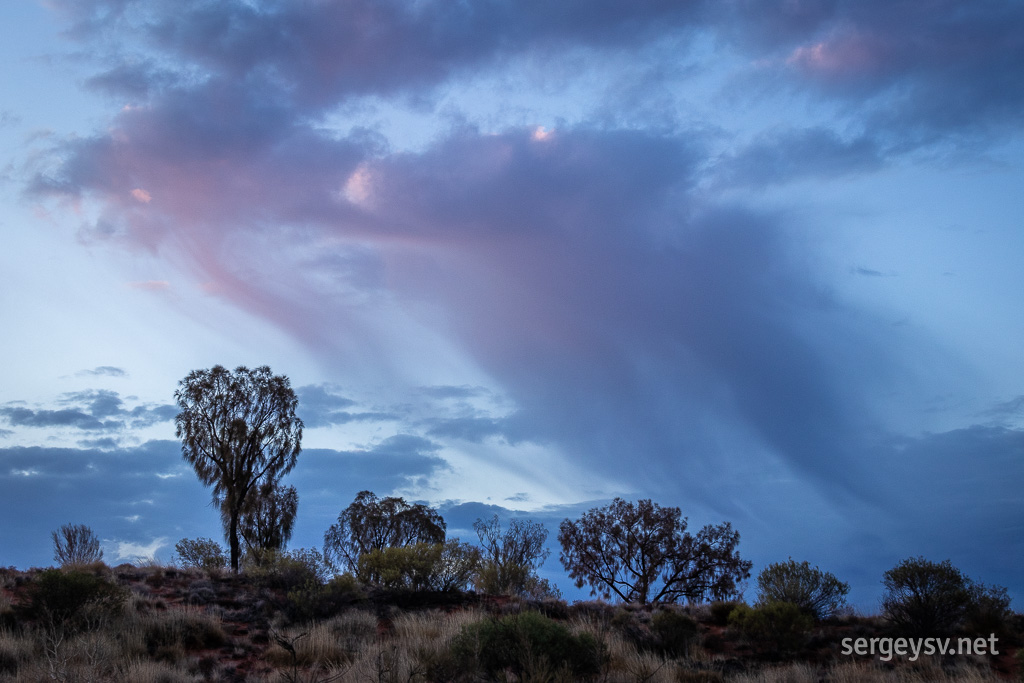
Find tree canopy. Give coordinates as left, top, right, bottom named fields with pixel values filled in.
left=175, top=365, right=303, bottom=571
left=558, top=498, right=751, bottom=605
left=323, top=490, right=446, bottom=572
left=474, top=515, right=554, bottom=597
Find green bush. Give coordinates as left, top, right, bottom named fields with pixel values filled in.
left=728, top=601, right=813, bottom=654
left=26, top=569, right=125, bottom=623
left=651, top=608, right=699, bottom=657
left=709, top=600, right=741, bottom=626
left=357, top=542, right=442, bottom=590
left=451, top=610, right=604, bottom=679
left=756, top=558, right=849, bottom=619
left=246, top=547, right=331, bottom=590
left=475, top=562, right=562, bottom=599
left=173, top=538, right=226, bottom=571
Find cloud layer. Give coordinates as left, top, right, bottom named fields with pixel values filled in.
left=11, top=0, right=1024, bottom=604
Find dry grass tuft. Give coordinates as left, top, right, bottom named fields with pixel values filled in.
left=266, top=609, right=379, bottom=669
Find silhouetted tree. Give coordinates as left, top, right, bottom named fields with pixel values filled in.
left=882, top=557, right=973, bottom=635
left=431, top=538, right=482, bottom=592
left=234, top=483, right=298, bottom=566
left=558, top=498, right=751, bottom=605
left=52, top=523, right=103, bottom=567
left=323, top=490, right=446, bottom=572
left=756, top=558, right=849, bottom=619
left=473, top=515, right=552, bottom=596
left=175, top=365, right=303, bottom=571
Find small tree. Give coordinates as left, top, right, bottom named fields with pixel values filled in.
left=52, top=524, right=103, bottom=567
left=175, top=365, right=303, bottom=571
left=235, top=483, right=298, bottom=566
left=173, top=538, right=227, bottom=570
left=431, top=538, right=482, bottom=592
left=473, top=515, right=551, bottom=596
left=323, top=490, right=446, bottom=572
left=558, top=498, right=752, bottom=605
left=881, top=557, right=972, bottom=635
left=756, top=558, right=849, bottom=619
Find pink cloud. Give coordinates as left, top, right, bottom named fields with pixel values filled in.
left=786, top=31, right=885, bottom=81
left=125, top=280, right=170, bottom=291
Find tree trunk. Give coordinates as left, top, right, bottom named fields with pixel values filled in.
left=229, top=512, right=240, bottom=572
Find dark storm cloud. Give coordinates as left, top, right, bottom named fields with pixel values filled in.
left=0, top=406, right=111, bottom=430
left=49, top=0, right=709, bottom=108
left=715, top=127, right=884, bottom=189
left=720, top=0, right=1024, bottom=149
left=288, top=435, right=451, bottom=540
left=425, top=416, right=513, bottom=444
left=0, top=390, right=175, bottom=434
left=978, top=395, right=1024, bottom=426
left=77, top=437, right=122, bottom=450
left=337, top=128, right=897, bottom=505
left=33, top=109, right=900, bottom=507
left=867, top=425, right=1024, bottom=591
left=84, top=59, right=180, bottom=99
left=297, top=384, right=384, bottom=429
left=0, top=431, right=450, bottom=569
left=295, top=435, right=448, bottom=494
left=0, top=440, right=213, bottom=567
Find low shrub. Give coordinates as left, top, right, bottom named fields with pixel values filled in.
left=25, top=569, right=126, bottom=623
left=285, top=573, right=365, bottom=622
left=357, top=543, right=441, bottom=591
left=610, top=607, right=655, bottom=651
left=755, top=558, right=849, bottom=619
left=141, top=607, right=227, bottom=655
left=709, top=600, right=742, bottom=626
left=651, top=608, right=699, bottom=657
left=963, top=583, right=1014, bottom=640
left=0, top=629, right=34, bottom=675
left=0, top=594, right=15, bottom=631
left=52, top=523, right=104, bottom=567
left=728, top=601, right=813, bottom=655
left=450, top=610, right=604, bottom=679
left=173, top=538, right=227, bottom=571
left=246, top=547, right=331, bottom=590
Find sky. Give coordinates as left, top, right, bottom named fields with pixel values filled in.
left=1, top=0, right=1022, bottom=610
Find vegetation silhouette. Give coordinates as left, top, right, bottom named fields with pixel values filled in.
left=558, top=498, right=752, bottom=605
left=9, top=368, right=1014, bottom=680
left=175, top=365, right=303, bottom=571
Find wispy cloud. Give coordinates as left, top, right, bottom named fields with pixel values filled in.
left=77, top=366, right=127, bottom=377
